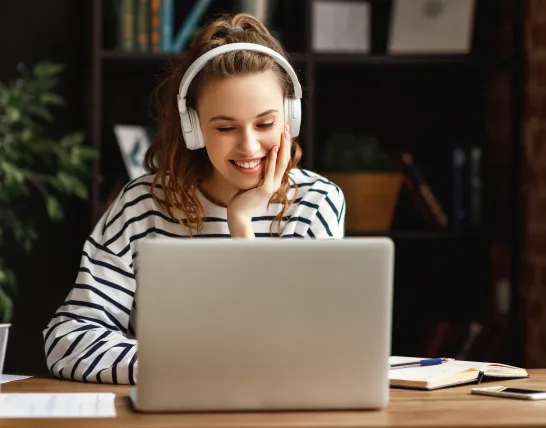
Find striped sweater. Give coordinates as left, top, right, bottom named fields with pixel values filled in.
left=42, top=168, right=346, bottom=384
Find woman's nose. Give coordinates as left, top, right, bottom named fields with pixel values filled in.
left=237, top=127, right=261, bottom=154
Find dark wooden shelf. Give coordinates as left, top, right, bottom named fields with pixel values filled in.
left=345, top=230, right=483, bottom=240
left=101, top=50, right=309, bottom=63
left=311, top=53, right=512, bottom=67
left=101, top=50, right=510, bottom=68
left=101, top=50, right=179, bottom=61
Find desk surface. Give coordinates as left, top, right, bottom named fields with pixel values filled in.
left=3, top=370, right=546, bottom=428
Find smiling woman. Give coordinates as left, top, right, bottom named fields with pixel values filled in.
left=42, top=12, right=346, bottom=385
left=145, top=14, right=311, bottom=238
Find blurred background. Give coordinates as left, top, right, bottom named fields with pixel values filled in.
left=1, top=0, right=542, bottom=375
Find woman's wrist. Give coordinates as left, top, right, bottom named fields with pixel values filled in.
left=227, top=214, right=255, bottom=238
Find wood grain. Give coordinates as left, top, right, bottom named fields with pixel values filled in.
left=2, top=370, right=546, bottom=427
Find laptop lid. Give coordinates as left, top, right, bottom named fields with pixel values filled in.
left=132, top=237, right=394, bottom=412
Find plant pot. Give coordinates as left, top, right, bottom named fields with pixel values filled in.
left=321, top=172, right=404, bottom=232
left=0, top=324, right=9, bottom=391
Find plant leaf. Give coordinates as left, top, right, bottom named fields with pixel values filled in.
left=46, top=196, right=64, bottom=221
left=0, top=60, right=98, bottom=319
left=40, top=92, right=64, bottom=106
left=33, top=62, right=63, bottom=78
left=0, top=287, right=13, bottom=323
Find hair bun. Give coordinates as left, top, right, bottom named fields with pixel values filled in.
left=191, top=13, right=279, bottom=52
left=232, top=13, right=271, bottom=36
left=226, top=27, right=244, bottom=35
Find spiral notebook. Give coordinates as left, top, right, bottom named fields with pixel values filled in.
left=389, top=357, right=529, bottom=390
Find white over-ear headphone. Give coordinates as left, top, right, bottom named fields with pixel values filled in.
left=177, top=42, right=303, bottom=150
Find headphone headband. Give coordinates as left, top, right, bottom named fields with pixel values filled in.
left=177, top=42, right=303, bottom=113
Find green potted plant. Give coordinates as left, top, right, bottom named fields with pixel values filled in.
left=0, top=61, right=96, bottom=380
left=318, top=132, right=403, bottom=232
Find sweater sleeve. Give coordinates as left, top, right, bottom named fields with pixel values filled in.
left=43, top=199, right=139, bottom=384
left=308, top=182, right=346, bottom=239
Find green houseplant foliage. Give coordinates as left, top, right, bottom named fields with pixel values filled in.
left=319, top=132, right=393, bottom=172
left=0, top=62, right=97, bottom=322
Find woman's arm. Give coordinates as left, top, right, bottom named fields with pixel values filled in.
left=314, top=184, right=345, bottom=238
left=294, top=178, right=346, bottom=239
left=43, top=226, right=138, bottom=384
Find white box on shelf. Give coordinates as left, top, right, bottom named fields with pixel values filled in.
left=312, top=1, right=370, bottom=53
left=388, top=0, right=475, bottom=54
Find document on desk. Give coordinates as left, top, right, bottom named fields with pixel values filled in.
left=0, top=374, right=32, bottom=384
left=0, top=393, right=117, bottom=418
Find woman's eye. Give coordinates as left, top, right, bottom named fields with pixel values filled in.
left=257, top=122, right=274, bottom=129
left=216, top=122, right=274, bottom=132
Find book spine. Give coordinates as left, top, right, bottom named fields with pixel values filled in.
left=150, top=0, right=162, bottom=53
left=399, top=152, right=449, bottom=228
left=161, top=0, right=174, bottom=52
left=451, top=145, right=469, bottom=228
left=136, top=0, right=150, bottom=52
left=469, top=146, right=482, bottom=227
left=120, top=0, right=136, bottom=51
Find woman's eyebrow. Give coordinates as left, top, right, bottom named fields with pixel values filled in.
left=256, top=109, right=278, bottom=118
left=209, top=109, right=278, bottom=123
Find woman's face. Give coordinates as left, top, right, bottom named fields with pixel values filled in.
left=196, top=70, right=285, bottom=202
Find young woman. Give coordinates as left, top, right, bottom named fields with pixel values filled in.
left=43, top=13, right=346, bottom=384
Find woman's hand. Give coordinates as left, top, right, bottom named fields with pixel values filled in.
left=227, top=125, right=292, bottom=238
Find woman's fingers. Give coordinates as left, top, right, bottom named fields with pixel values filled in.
left=263, top=145, right=278, bottom=193
left=274, top=126, right=291, bottom=186
left=269, top=146, right=278, bottom=178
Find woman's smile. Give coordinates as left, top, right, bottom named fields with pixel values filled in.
left=229, top=157, right=266, bottom=175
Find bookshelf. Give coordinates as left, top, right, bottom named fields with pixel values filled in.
left=89, top=0, right=523, bottom=361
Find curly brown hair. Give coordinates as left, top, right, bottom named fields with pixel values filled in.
left=143, top=13, right=302, bottom=236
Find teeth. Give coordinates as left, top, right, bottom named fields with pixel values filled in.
left=234, top=159, right=262, bottom=169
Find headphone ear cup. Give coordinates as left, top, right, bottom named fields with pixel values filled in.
left=284, top=97, right=301, bottom=138
left=180, top=108, right=205, bottom=150
left=190, top=109, right=205, bottom=149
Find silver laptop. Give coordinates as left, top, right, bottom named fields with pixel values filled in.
left=130, top=237, right=394, bottom=412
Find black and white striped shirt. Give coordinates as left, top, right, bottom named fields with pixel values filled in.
left=42, top=168, right=346, bottom=384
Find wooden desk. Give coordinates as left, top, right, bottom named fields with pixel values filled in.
left=3, top=370, right=546, bottom=427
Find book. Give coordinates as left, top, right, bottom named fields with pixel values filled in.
left=172, top=0, right=213, bottom=52
left=150, top=0, right=162, bottom=52
left=397, top=152, right=449, bottom=228
left=136, top=0, right=150, bottom=52
left=389, top=356, right=529, bottom=390
left=119, top=0, right=136, bottom=52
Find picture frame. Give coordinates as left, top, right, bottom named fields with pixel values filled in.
left=113, top=125, right=151, bottom=180
left=388, top=0, right=476, bottom=54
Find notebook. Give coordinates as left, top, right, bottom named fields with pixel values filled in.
left=389, top=357, right=529, bottom=390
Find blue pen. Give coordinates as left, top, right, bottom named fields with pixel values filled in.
left=390, top=358, right=452, bottom=369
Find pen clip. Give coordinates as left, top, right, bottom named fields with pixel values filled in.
left=476, top=370, right=485, bottom=385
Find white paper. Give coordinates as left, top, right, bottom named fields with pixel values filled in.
left=389, top=356, right=422, bottom=365
left=389, top=357, right=484, bottom=382
left=0, top=393, right=116, bottom=418
left=0, top=375, right=32, bottom=384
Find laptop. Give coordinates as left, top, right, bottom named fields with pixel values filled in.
left=130, top=237, right=394, bottom=412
